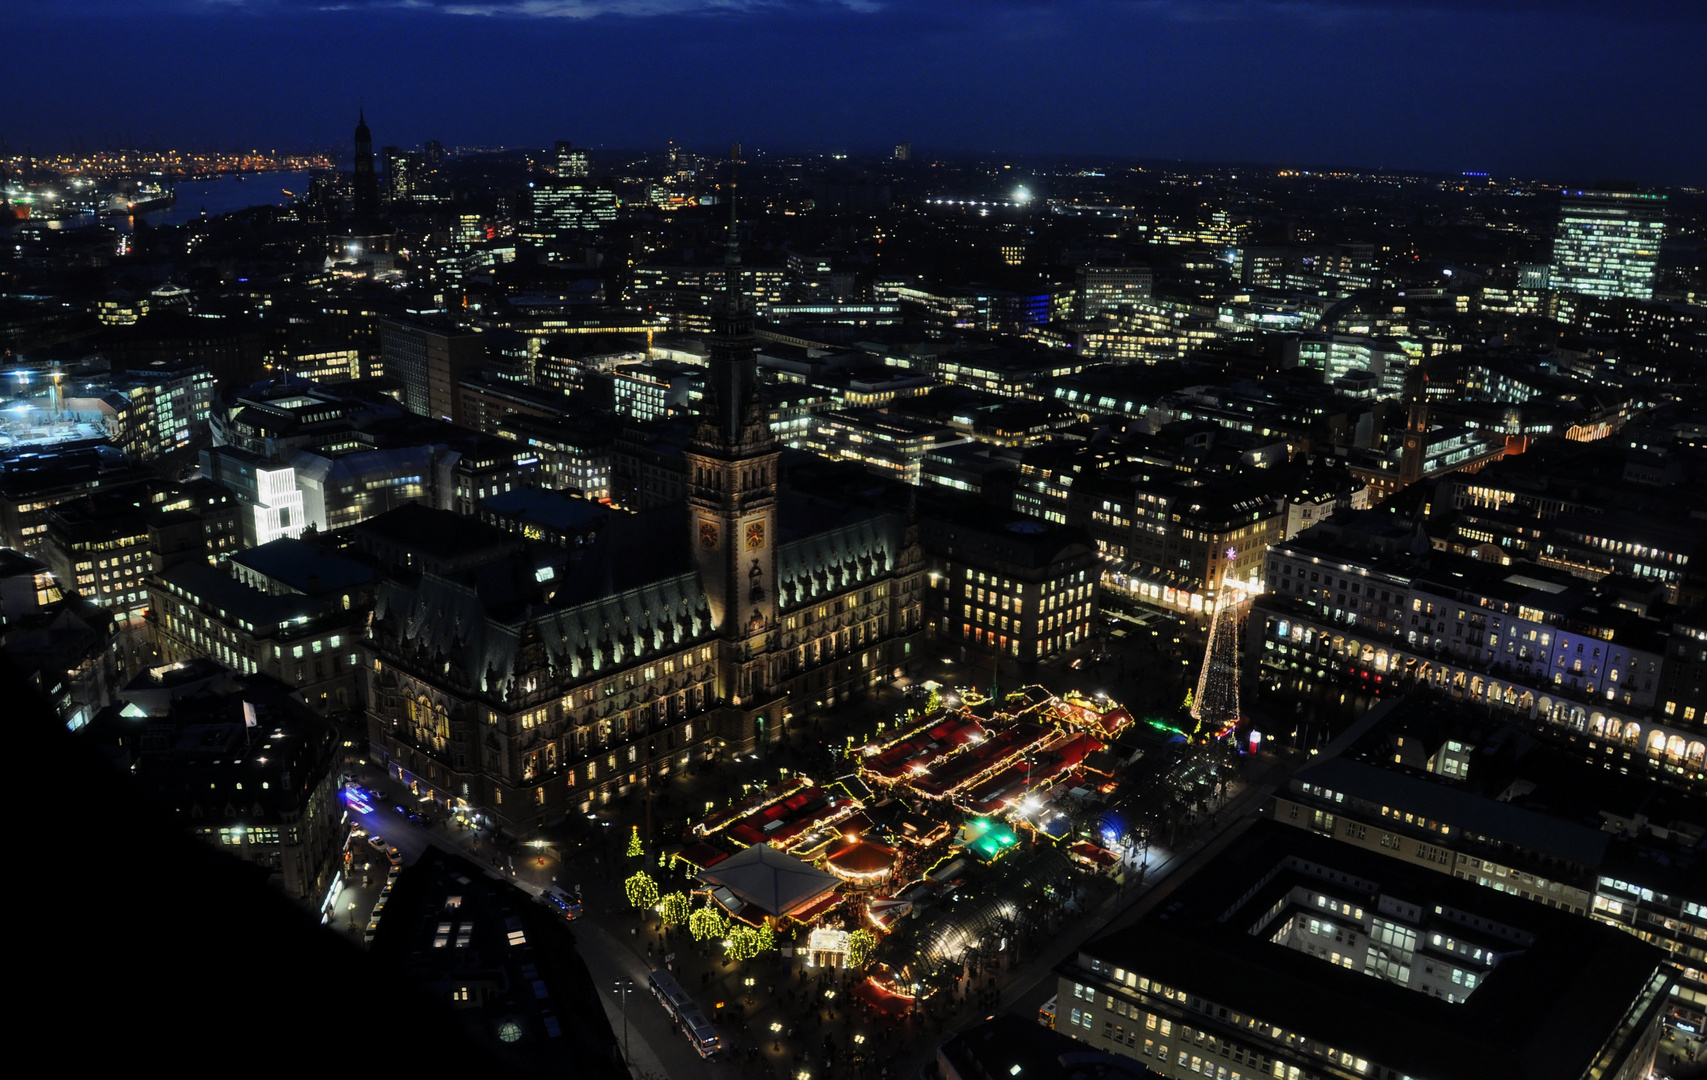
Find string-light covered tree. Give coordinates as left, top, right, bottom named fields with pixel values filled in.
left=1190, top=548, right=1244, bottom=738
left=626, top=826, right=643, bottom=859
left=725, top=924, right=762, bottom=961
left=624, top=870, right=659, bottom=911
left=658, top=892, right=691, bottom=927
left=846, top=929, right=877, bottom=968
left=689, top=902, right=729, bottom=942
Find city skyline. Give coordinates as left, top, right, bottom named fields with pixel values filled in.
left=4, top=4, right=1703, bottom=1077
left=9, top=0, right=1706, bottom=185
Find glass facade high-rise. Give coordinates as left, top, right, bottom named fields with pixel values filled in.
left=1548, top=189, right=1666, bottom=301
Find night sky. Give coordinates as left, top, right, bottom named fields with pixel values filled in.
left=10, top=0, right=1705, bottom=183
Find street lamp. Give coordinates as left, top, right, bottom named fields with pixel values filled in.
left=613, top=977, right=632, bottom=1063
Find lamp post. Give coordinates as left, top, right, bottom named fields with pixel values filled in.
left=613, top=977, right=632, bottom=1064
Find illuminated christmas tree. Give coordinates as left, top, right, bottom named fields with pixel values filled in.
left=626, top=825, right=643, bottom=859
left=1191, top=549, right=1245, bottom=738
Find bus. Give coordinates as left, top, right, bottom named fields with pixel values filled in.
left=1038, top=994, right=1057, bottom=1028
left=648, top=969, right=722, bottom=1058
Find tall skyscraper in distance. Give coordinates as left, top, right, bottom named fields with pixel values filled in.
left=424, top=139, right=445, bottom=172
left=382, top=145, right=424, bottom=203
left=523, top=139, right=616, bottom=253
left=352, top=110, right=379, bottom=213
left=1548, top=189, right=1665, bottom=301
left=553, top=140, right=588, bottom=178
left=894, top=142, right=911, bottom=162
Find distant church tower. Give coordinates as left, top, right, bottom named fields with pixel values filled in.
left=682, top=162, right=783, bottom=752
left=352, top=109, right=379, bottom=213
left=1397, top=360, right=1429, bottom=489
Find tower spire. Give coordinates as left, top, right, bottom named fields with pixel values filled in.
left=692, top=148, right=765, bottom=450
left=726, top=155, right=739, bottom=265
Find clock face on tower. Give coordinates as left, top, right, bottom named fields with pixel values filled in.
left=746, top=521, right=765, bottom=550
left=699, top=521, right=719, bottom=549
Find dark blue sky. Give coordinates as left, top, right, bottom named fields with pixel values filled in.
left=9, top=0, right=1705, bottom=184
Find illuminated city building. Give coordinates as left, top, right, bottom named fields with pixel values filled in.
left=382, top=145, right=425, bottom=203
left=378, top=317, right=489, bottom=424
left=491, top=413, right=616, bottom=500
left=92, top=660, right=344, bottom=903
left=806, top=408, right=961, bottom=486
left=612, top=360, right=700, bottom=422
left=363, top=209, right=928, bottom=834
left=1272, top=694, right=1705, bottom=1031
left=147, top=558, right=366, bottom=713
left=39, top=493, right=155, bottom=625
left=1075, top=265, right=1152, bottom=320
left=279, top=343, right=360, bottom=384
left=1548, top=190, right=1665, bottom=301
left=1057, top=822, right=1672, bottom=1080
left=919, top=502, right=1099, bottom=663
left=1252, top=510, right=1705, bottom=777
left=630, top=263, right=786, bottom=332
left=0, top=548, right=120, bottom=730
left=101, top=361, right=215, bottom=463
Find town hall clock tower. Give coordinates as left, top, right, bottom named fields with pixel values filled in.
left=683, top=173, right=783, bottom=753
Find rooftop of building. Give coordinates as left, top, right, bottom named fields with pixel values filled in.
left=229, top=537, right=376, bottom=596
left=1294, top=693, right=1703, bottom=889
left=917, top=494, right=1096, bottom=569
left=369, top=849, right=625, bottom=1077
left=479, top=487, right=614, bottom=535
left=348, top=503, right=523, bottom=565
left=1079, top=820, right=1670, bottom=1080
left=154, top=561, right=330, bottom=634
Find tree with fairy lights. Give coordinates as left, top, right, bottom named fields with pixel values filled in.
left=725, top=924, right=761, bottom=961
left=626, top=825, right=643, bottom=859
left=659, top=891, right=690, bottom=926
left=624, top=870, right=658, bottom=910
left=1190, top=548, right=1245, bottom=739
left=689, top=902, right=728, bottom=942
left=846, top=929, right=877, bottom=968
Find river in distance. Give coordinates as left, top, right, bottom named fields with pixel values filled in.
left=127, top=171, right=317, bottom=229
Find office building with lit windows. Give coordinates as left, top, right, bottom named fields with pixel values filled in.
left=378, top=317, right=488, bottom=424
left=93, top=662, right=344, bottom=903
left=101, top=362, right=215, bottom=463
left=807, top=408, right=962, bottom=486
left=1251, top=509, right=1705, bottom=779
left=1075, top=265, right=1153, bottom=320
left=1270, top=693, right=1706, bottom=1032
left=146, top=558, right=367, bottom=714
left=1056, top=821, right=1672, bottom=1080
left=918, top=500, right=1099, bottom=663
left=279, top=343, right=360, bottom=384
left=1548, top=190, right=1666, bottom=301
left=0, top=548, right=120, bottom=731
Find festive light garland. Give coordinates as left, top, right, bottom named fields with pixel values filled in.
left=1192, top=570, right=1245, bottom=738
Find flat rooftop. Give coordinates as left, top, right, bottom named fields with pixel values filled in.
left=1078, top=820, right=1669, bottom=1080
